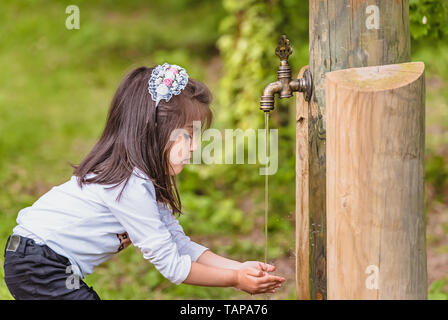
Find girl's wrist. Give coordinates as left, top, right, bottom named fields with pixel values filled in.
left=228, top=261, right=244, bottom=270
left=230, top=269, right=239, bottom=288
left=197, top=250, right=243, bottom=270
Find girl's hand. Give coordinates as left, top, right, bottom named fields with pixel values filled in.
left=234, top=267, right=285, bottom=295
left=240, top=261, right=276, bottom=273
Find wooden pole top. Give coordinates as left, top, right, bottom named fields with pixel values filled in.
left=325, top=62, right=424, bottom=92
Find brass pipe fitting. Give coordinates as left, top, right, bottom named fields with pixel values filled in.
left=260, top=35, right=313, bottom=112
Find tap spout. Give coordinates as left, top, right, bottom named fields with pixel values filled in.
left=260, top=81, right=282, bottom=112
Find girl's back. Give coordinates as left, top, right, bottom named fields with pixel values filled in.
left=13, top=167, right=154, bottom=278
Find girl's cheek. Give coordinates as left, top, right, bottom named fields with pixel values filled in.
left=178, top=136, right=190, bottom=159
left=169, top=138, right=183, bottom=165
left=177, top=148, right=182, bottom=159
left=191, top=136, right=198, bottom=151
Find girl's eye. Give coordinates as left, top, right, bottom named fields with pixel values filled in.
left=183, top=133, right=192, bottom=140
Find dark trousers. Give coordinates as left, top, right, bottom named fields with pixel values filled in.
left=3, top=234, right=101, bottom=300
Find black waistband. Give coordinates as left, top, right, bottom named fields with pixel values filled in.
left=5, top=234, right=70, bottom=266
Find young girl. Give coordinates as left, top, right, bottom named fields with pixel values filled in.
left=3, top=63, right=285, bottom=300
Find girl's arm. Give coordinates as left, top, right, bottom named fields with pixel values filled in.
left=196, top=249, right=242, bottom=269
left=160, top=207, right=276, bottom=273
left=196, top=250, right=276, bottom=273
left=183, top=261, right=285, bottom=295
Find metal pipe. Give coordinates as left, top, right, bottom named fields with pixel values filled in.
left=260, top=81, right=283, bottom=112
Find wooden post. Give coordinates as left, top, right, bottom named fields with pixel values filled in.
left=296, top=66, right=310, bottom=299
left=326, top=62, right=427, bottom=299
left=298, top=0, right=411, bottom=299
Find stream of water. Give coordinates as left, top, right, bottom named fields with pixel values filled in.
left=264, top=112, right=270, bottom=300
left=264, top=111, right=269, bottom=266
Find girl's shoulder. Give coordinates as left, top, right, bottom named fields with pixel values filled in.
left=84, top=167, right=156, bottom=199
left=130, top=167, right=157, bottom=196
left=132, top=167, right=151, bottom=182
left=81, top=167, right=152, bottom=185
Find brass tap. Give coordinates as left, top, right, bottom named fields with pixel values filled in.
left=260, top=35, right=312, bottom=112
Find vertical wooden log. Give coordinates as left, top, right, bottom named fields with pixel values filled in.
left=296, top=66, right=310, bottom=300
left=326, top=62, right=427, bottom=299
left=303, top=0, right=411, bottom=299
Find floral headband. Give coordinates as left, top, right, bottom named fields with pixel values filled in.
left=148, top=62, right=189, bottom=108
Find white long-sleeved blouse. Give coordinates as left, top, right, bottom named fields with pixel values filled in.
left=12, top=167, right=208, bottom=285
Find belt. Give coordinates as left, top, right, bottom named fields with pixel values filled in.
left=5, top=234, right=35, bottom=256
left=5, top=234, right=72, bottom=268
left=6, top=234, right=21, bottom=252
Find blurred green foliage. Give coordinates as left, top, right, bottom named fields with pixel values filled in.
left=0, top=0, right=447, bottom=300
left=429, top=278, right=448, bottom=300
left=410, top=0, right=448, bottom=40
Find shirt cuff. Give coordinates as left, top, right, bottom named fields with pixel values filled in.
left=179, top=241, right=209, bottom=262
left=173, top=254, right=192, bottom=285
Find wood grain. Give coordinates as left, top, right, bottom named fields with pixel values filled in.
left=326, top=62, right=427, bottom=299
left=296, top=66, right=310, bottom=300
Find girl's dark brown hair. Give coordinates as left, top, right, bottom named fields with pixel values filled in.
left=69, top=66, right=213, bottom=215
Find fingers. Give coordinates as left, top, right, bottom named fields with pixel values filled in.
left=245, top=267, right=265, bottom=277
left=245, top=266, right=284, bottom=283
left=263, top=282, right=282, bottom=294
left=258, top=262, right=276, bottom=272
left=256, top=279, right=283, bottom=289
left=257, top=281, right=284, bottom=293
left=247, top=269, right=285, bottom=285
left=259, top=273, right=285, bottom=283
left=258, top=281, right=282, bottom=291
left=251, top=275, right=285, bottom=295
left=253, top=282, right=282, bottom=295
left=238, top=266, right=286, bottom=295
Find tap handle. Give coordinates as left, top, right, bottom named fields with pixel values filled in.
left=275, top=35, right=293, bottom=63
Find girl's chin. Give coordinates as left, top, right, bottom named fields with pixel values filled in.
left=170, top=164, right=185, bottom=175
